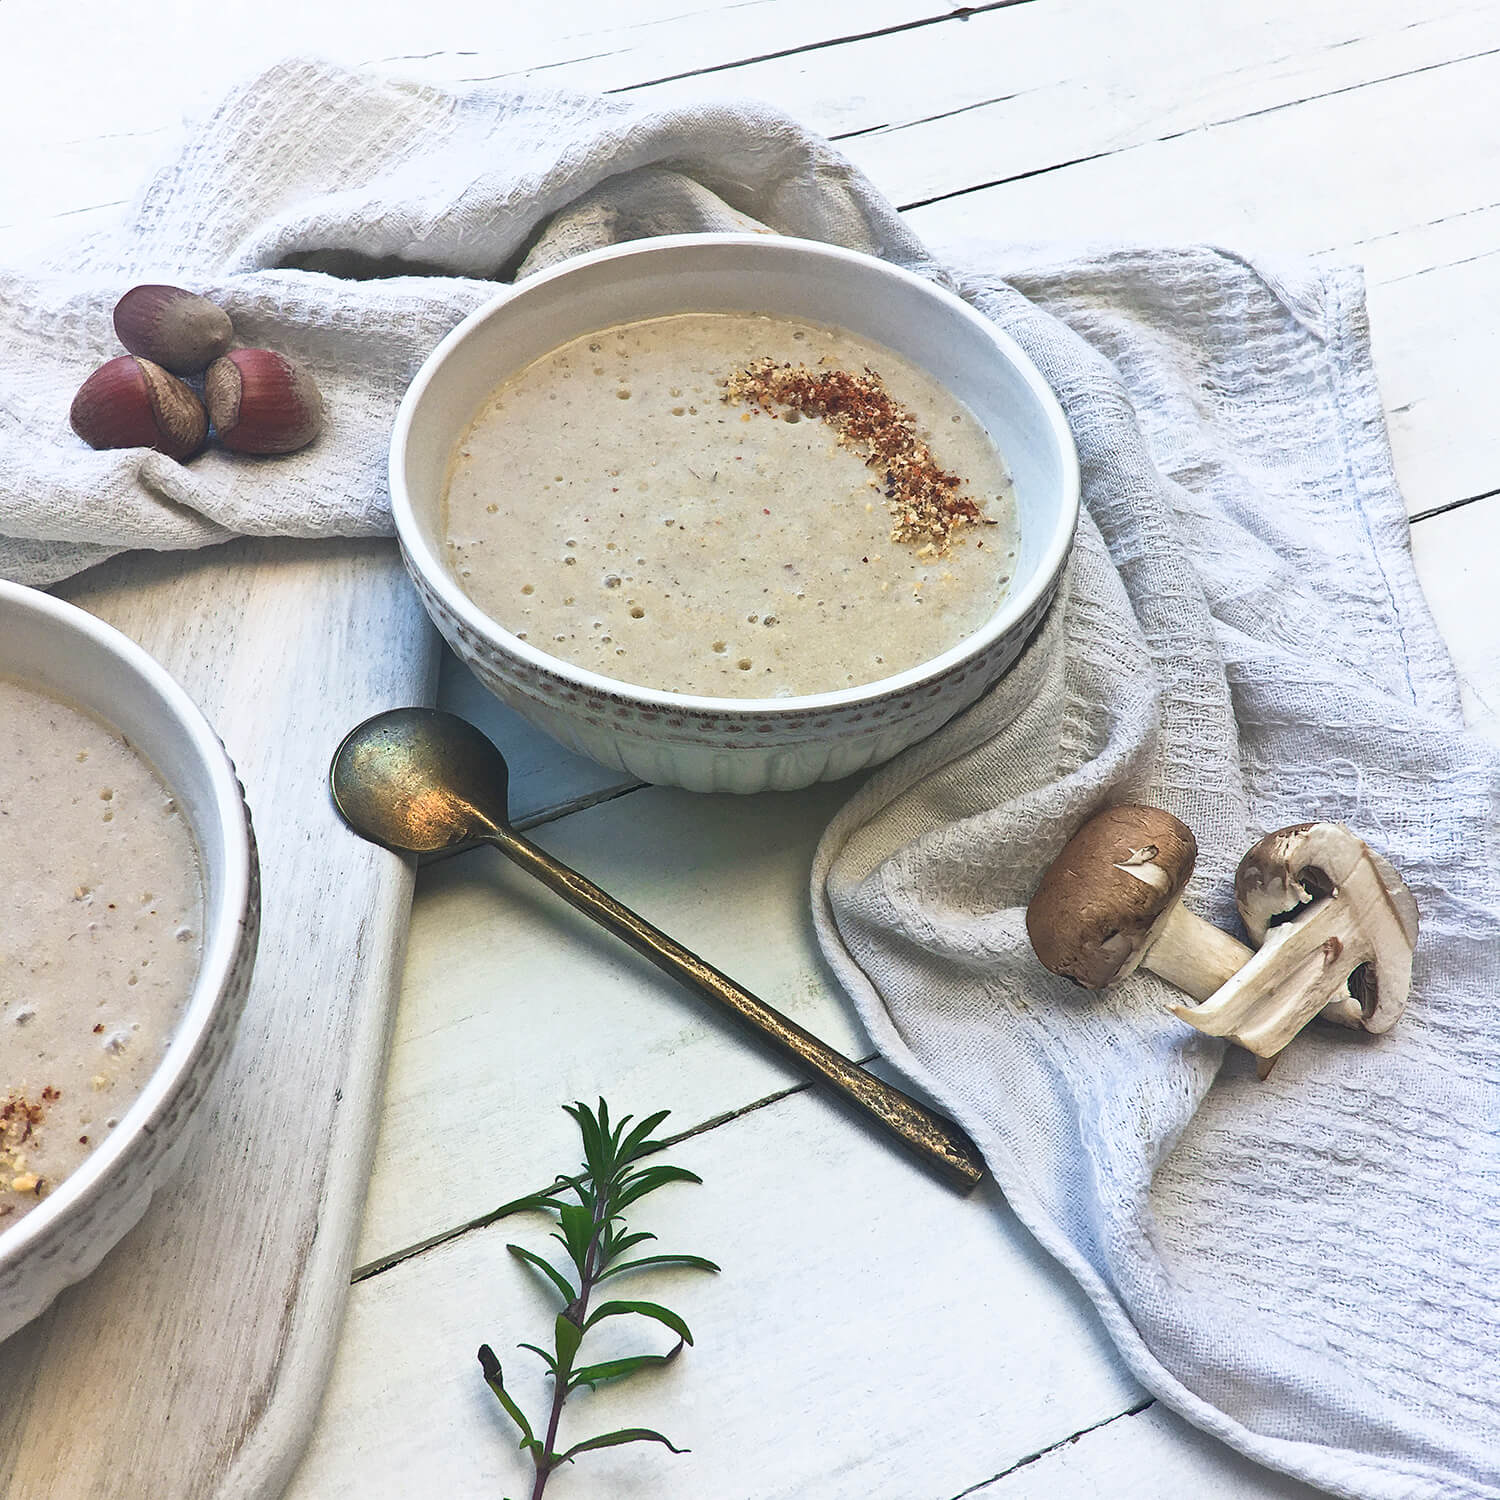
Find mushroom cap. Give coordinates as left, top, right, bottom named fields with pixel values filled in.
left=1234, top=822, right=1419, bottom=1030
left=1026, top=805, right=1198, bottom=988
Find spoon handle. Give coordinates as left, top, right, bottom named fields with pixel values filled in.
left=488, top=825, right=985, bottom=1194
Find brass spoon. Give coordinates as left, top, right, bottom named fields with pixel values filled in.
left=330, top=707, right=984, bottom=1194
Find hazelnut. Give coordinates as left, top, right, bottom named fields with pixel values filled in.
left=205, top=348, right=323, bottom=455
left=69, top=356, right=208, bottom=461
left=113, top=284, right=233, bottom=375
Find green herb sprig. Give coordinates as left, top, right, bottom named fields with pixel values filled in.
left=477, top=1100, right=719, bottom=1500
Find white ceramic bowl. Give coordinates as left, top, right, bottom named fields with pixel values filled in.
left=392, top=234, right=1078, bottom=793
left=0, top=581, right=258, bottom=1343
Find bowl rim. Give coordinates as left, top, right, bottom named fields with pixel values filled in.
left=390, top=231, right=1079, bottom=715
left=0, top=579, right=255, bottom=1265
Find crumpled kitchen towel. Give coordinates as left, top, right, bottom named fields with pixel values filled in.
left=813, top=248, right=1500, bottom=1500
left=3, top=59, right=1497, bottom=1500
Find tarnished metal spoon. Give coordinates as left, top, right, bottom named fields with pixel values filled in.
left=330, top=707, right=984, bottom=1193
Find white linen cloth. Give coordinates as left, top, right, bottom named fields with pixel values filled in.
left=3, top=60, right=1497, bottom=1500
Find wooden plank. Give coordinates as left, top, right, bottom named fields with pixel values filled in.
left=17, top=0, right=1487, bottom=254
left=376, top=0, right=984, bottom=90
left=979, top=1403, right=1324, bottom=1498
left=899, top=45, right=1500, bottom=267
left=0, top=539, right=438, bottom=1500
left=355, top=774, right=871, bottom=1266
left=290, top=1085, right=1142, bottom=1500
left=9, top=0, right=1486, bottom=253
left=623, top=0, right=1494, bottom=171
left=0, top=0, right=967, bottom=254
left=1368, top=253, right=1500, bottom=516
left=891, top=57, right=1500, bottom=518
left=847, top=4, right=1499, bottom=210
left=1410, top=497, right=1500, bottom=740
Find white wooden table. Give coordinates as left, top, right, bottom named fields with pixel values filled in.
left=4, top=3, right=1498, bottom=1496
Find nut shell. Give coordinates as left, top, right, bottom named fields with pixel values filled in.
left=1026, top=804, right=1198, bottom=988
left=69, top=356, right=208, bottom=461
left=205, top=349, right=324, bottom=455
left=113, top=284, right=233, bottom=375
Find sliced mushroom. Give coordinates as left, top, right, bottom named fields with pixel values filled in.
left=1172, top=822, right=1419, bottom=1057
left=1027, top=808, right=1418, bottom=1068
left=1025, top=805, right=1250, bottom=1000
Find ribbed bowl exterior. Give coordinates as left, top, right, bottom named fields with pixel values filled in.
left=409, top=544, right=1061, bottom=793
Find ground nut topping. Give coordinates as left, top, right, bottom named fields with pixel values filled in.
left=721, top=359, right=991, bottom=552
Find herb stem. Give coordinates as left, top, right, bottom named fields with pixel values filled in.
left=531, top=1162, right=611, bottom=1499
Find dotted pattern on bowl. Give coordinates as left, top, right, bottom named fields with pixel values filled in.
left=410, top=543, right=1062, bottom=793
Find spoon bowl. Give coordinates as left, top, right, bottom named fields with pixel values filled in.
left=332, top=706, right=509, bottom=853
left=330, top=708, right=985, bottom=1192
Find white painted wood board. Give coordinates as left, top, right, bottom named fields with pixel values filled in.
left=900, top=44, right=1500, bottom=281
left=1368, top=259, right=1500, bottom=518
left=618, top=0, right=1494, bottom=183
left=290, top=1084, right=1142, bottom=1500
left=844, top=3, right=1499, bottom=211
left=1410, top=500, right=1500, bottom=740
left=355, top=775, right=870, bottom=1266
left=0, top=540, right=437, bottom=1500
left=889, top=54, right=1500, bottom=520
left=0, top=0, right=961, bottom=257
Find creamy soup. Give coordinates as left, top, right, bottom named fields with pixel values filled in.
left=1, top=679, right=202, bottom=1226
left=443, top=313, right=1017, bottom=698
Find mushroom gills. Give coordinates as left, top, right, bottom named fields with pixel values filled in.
left=1173, top=828, right=1417, bottom=1059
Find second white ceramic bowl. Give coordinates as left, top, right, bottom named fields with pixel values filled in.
left=0, top=581, right=259, bottom=1343
left=392, top=234, right=1078, bottom=793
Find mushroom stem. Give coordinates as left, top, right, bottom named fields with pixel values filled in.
left=1168, top=898, right=1358, bottom=1057
left=1140, top=904, right=1251, bottom=1002
left=1177, top=821, right=1420, bottom=1060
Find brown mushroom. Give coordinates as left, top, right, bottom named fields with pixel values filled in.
left=1025, top=805, right=1250, bottom=1000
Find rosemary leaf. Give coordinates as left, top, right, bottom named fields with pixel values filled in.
left=475, top=1100, right=717, bottom=1500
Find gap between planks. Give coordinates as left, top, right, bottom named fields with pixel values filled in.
left=606, top=0, right=1036, bottom=93
left=888, top=39, right=1500, bottom=213
left=416, top=776, right=647, bottom=871
left=350, top=1068, right=829, bottom=1280
left=420, top=0, right=1026, bottom=89
left=951, top=1399, right=1157, bottom=1499
left=1409, top=485, right=1500, bottom=525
